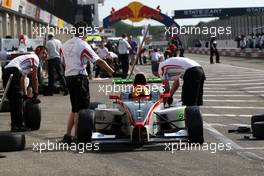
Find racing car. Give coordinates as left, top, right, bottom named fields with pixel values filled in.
left=77, top=73, right=204, bottom=145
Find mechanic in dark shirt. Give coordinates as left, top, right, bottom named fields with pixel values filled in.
left=210, top=37, right=220, bottom=64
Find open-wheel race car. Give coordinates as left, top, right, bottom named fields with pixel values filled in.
left=77, top=73, right=204, bottom=146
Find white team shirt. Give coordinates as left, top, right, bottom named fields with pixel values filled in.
left=151, top=52, right=162, bottom=62
left=158, top=57, right=201, bottom=81
left=5, top=53, right=39, bottom=76
left=118, top=38, right=131, bottom=54
left=46, top=38, right=62, bottom=59
left=61, top=37, right=100, bottom=76
left=97, top=47, right=109, bottom=59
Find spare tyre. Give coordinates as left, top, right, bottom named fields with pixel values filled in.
left=0, top=132, right=26, bottom=152
left=23, top=99, right=41, bottom=131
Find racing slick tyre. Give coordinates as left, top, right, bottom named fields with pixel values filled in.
left=185, top=106, right=204, bottom=144
left=88, top=102, right=104, bottom=110
left=23, top=99, right=41, bottom=131
left=77, top=109, right=94, bottom=143
left=0, top=132, right=26, bottom=152
left=252, top=121, right=264, bottom=139
left=251, top=114, right=264, bottom=125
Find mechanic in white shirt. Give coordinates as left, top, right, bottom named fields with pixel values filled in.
left=158, top=57, right=206, bottom=106
left=118, top=33, right=131, bottom=78
left=46, top=33, right=68, bottom=96
left=150, top=48, right=163, bottom=77
left=95, top=41, right=109, bottom=77
left=2, top=50, right=41, bottom=132
left=61, top=22, right=120, bottom=144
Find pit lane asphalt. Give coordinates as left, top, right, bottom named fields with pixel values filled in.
left=0, top=54, right=264, bottom=176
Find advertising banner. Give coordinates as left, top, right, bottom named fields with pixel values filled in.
left=19, top=0, right=27, bottom=14
left=11, top=0, right=19, bottom=11
left=39, top=9, right=45, bottom=21
left=174, top=7, right=264, bottom=19
left=50, top=15, right=58, bottom=26
left=35, top=7, right=40, bottom=19
left=25, top=1, right=36, bottom=18
left=1, top=0, right=12, bottom=9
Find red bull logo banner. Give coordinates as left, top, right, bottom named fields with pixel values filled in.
left=103, top=1, right=177, bottom=28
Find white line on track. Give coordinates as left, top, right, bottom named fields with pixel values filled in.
left=205, top=82, right=264, bottom=86
left=206, top=76, right=264, bottom=81
left=204, top=99, right=262, bottom=103
left=174, top=94, right=262, bottom=97
left=197, top=59, right=264, bottom=72
left=242, top=86, right=264, bottom=90
left=203, top=114, right=252, bottom=118
left=206, top=79, right=264, bottom=83
left=203, top=122, right=264, bottom=161
left=202, top=106, right=264, bottom=110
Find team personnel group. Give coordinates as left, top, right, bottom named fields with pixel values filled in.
left=1, top=21, right=207, bottom=143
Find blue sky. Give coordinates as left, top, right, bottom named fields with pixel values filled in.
left=98, top=0, right=264, bottom=26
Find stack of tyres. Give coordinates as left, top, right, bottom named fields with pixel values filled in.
left=251, top=114, right=264, bottom=139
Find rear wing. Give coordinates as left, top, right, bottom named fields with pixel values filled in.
left=113, top=77, right=162, bottom=84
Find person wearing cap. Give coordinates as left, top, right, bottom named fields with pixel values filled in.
left=2, top=49, right=41, bottom=132
left=158, top=57, right=206, bottom=107
left=61, top=22, right=119, bottom=144
left=46, top=32, right=68, bottom=96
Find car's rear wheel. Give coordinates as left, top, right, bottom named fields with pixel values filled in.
left=23, top=99, right=41, bottom=131
left=77, top=109, right=94, bottom=143
left=0, top=133, right=26, bottom=152
left=185, top=106, right=204, bottom=144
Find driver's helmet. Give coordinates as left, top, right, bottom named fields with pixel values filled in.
left=131, top=73, right=150, bottom=97
left=132, top=85, right=150, bottom=97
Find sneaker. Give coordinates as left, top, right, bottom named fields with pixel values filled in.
left=62, top=134, right=73, bottom=145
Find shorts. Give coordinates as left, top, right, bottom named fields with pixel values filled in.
left=182, top=67, right=206, bottom=106
left=66, top=75, right=90, bottom=113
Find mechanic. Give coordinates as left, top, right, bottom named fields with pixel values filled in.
left=150, top=48, right=163, bottom=77
left=2, top=49, right=41, bottom=132
left=46, top=32, right=68, bottom=96
left=118, top=33, right=131, bottom=78
left=158, top=57, right=206, bottom=106
left=210, top=37, right=220, bottom=64
left=128, top=35, right=137, bottom=65
left=95, top=40, right=109, bottom=78
left=61, top=22, right=119, bottom=144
